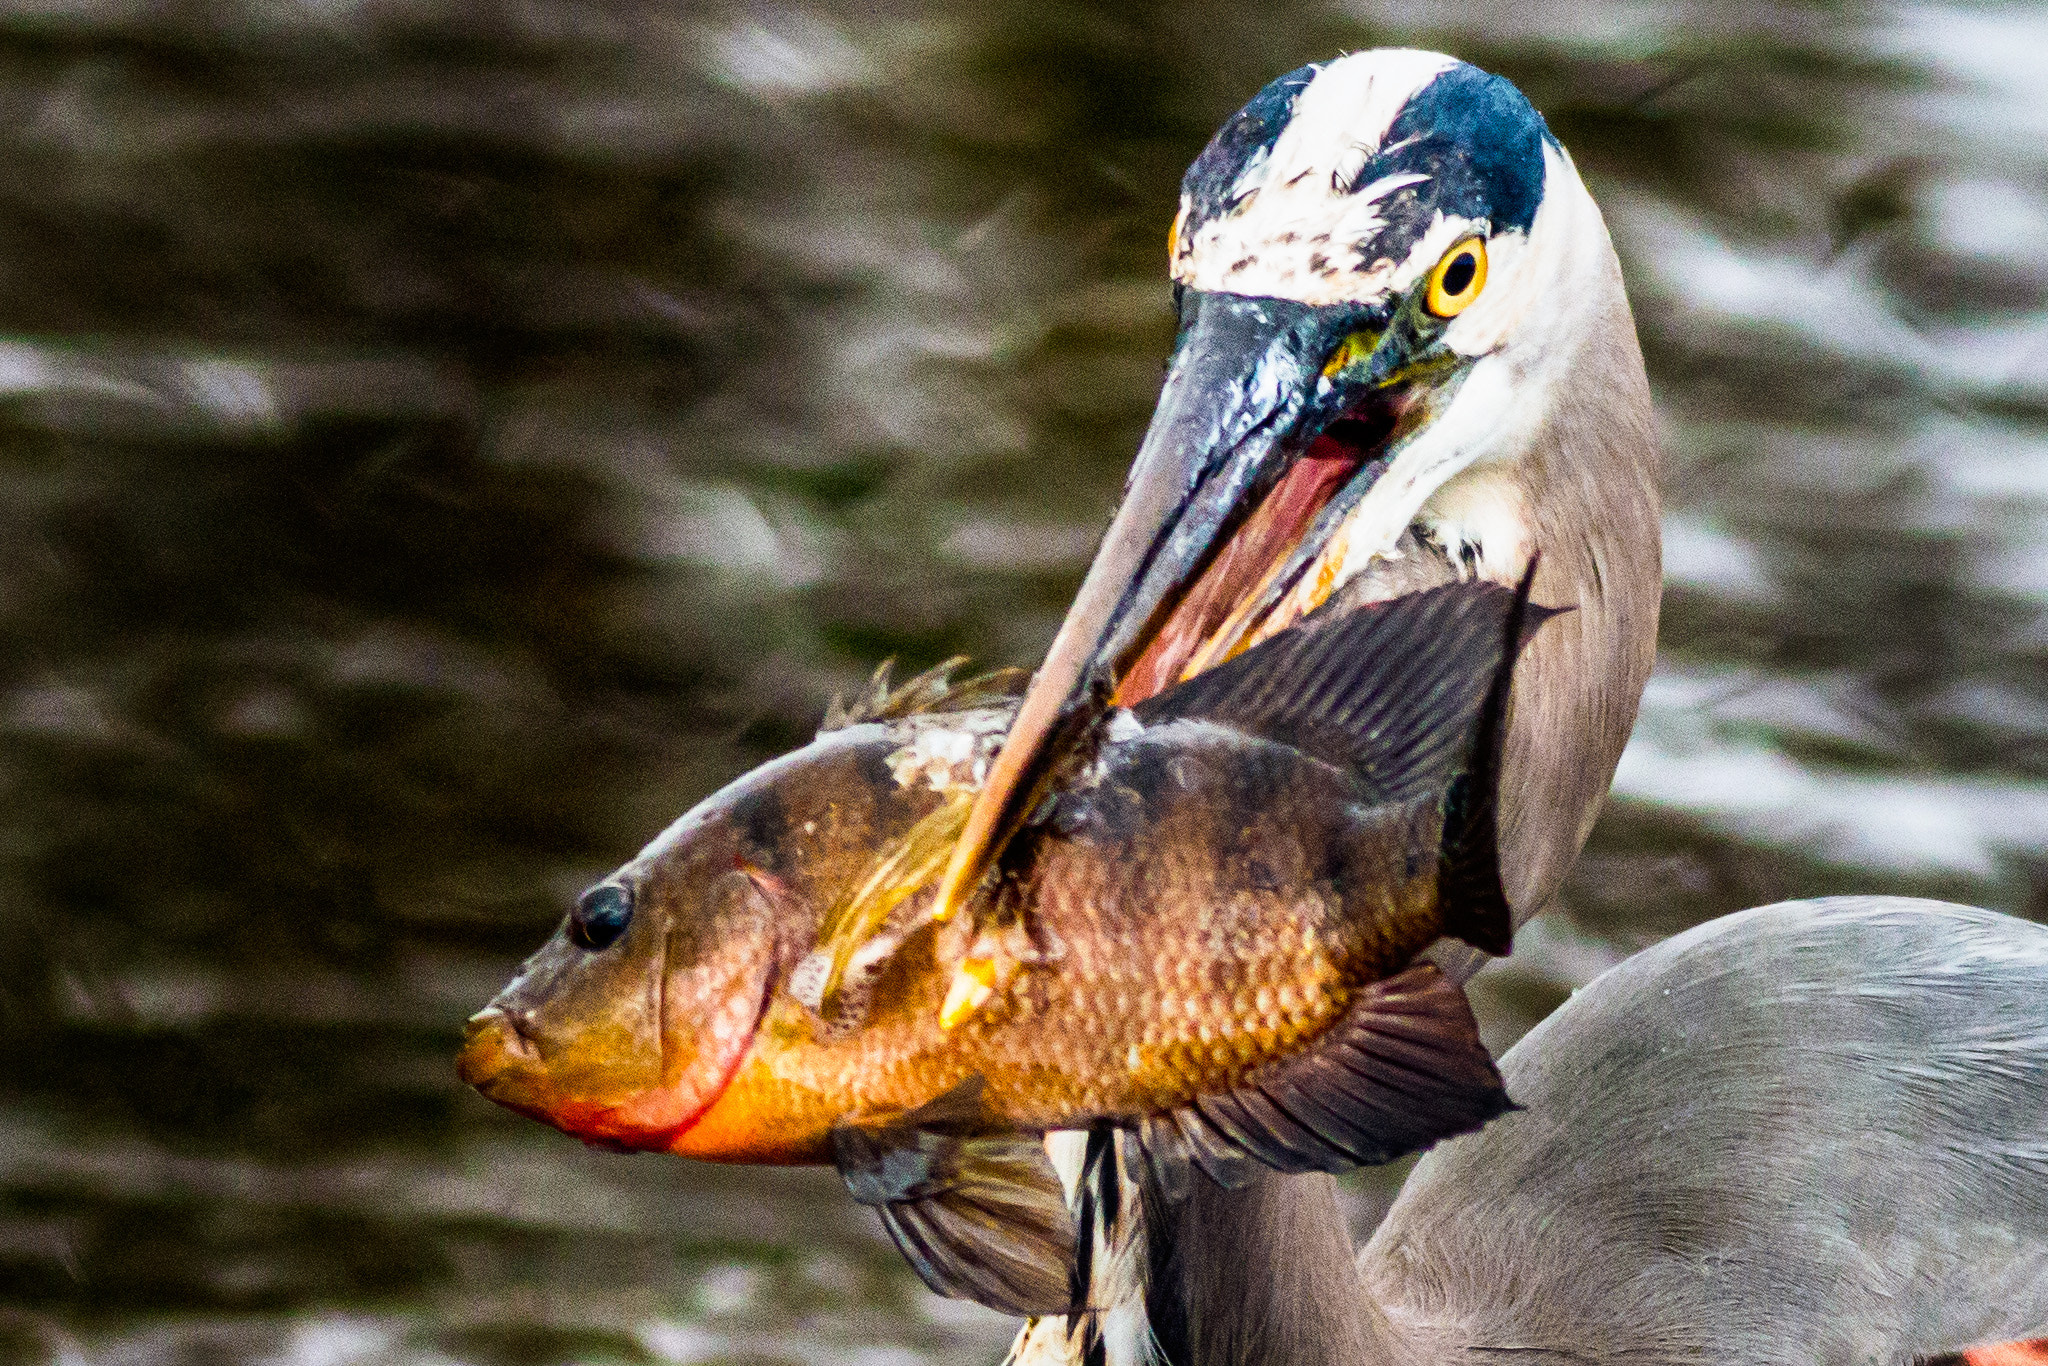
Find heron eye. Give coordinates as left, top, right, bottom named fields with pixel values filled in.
left=1425, top=239, right=1488, bottom=318
left=570, top=883, right=634, bottom=951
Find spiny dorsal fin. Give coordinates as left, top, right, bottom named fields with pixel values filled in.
left=832, top=1078, right=1081, bottom=1318
left=821, top=658, right=1029, bottom=733
left=1137, top=570, right=1558, bottom=958
left=1134, top=576, right=1556, bottom=803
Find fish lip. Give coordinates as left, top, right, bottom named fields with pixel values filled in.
left=456, top=1006, right=540, bottom=1092
left=499, top=1007, right=543, bottom=1061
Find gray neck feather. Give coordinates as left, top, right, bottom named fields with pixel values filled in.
left=1491, top=255, right=1660, bottom=926
left=1136, top=1169, right=1397, bottom=1366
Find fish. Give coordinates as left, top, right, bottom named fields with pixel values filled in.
left=458, top=578, right=1553, bottom=1316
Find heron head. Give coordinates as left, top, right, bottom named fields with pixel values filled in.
left=940, top=50, right=1652, bottom=922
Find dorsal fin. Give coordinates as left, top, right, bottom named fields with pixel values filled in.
left=821, top=658, right=1029, bottom=733
left=1137, top=570, right=1558, bottom=957
left=1134, top=576, right=1557, bottom=804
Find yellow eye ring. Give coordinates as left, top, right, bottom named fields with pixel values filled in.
left=1425, top=238, right=1488, bottom=317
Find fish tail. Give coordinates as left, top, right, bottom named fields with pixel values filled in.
left=1437, top=556, right=1559, bottom=956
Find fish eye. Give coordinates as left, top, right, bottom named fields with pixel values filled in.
left=1425, top=239, right=1488, bottom=318
left=570, top=883, right=634, bottom=952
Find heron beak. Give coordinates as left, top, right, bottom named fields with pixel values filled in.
left=935, top=290, right=1448, bottom=922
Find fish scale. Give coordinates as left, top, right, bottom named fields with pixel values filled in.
left=744, top=860, right=1379, bottom=1129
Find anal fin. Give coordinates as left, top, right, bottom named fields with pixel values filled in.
left=1138, top=963, right=1511, bottom=1190
left=832, top=1078, right=1081, bottom=1317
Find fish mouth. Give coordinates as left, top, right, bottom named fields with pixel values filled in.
left=934, top=287, right=1472, bottom=919
left=456, top=975, right=775, bottom=1152
left=456, top=1007, right=552, bottom=1110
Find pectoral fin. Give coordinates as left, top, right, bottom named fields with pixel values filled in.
left=1137, top=963, right=1511, bottom=1190
left=832, top=1079, right=1080, bottom=1317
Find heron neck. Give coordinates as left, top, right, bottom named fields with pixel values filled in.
left=1140, top=1169, right=1420, bottom=1366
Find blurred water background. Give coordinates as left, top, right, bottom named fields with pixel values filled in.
left=4, top=0, right=2048, bottom=1362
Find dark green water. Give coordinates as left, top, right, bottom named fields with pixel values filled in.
left=4, top=1, right=2048, bottom=1362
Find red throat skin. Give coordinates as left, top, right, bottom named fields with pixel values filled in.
left=550, top=1008, right=768, bottom=1153
left=463, top=979, right=773, bottom=1155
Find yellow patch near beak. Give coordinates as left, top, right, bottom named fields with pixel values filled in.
left=1322, top=329, right=1378, bottom=379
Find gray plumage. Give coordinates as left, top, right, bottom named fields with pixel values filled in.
left=1363, top=896, right=2048, bottom=1364
left=1487, top=276, right=1661, bottom=931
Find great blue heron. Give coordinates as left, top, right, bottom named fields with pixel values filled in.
left=956, top=49, right=2048, bottom=1366
left=934, top=49, right=1663, bottom=967
left=1007, top=897, right=2048, bottom=1365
